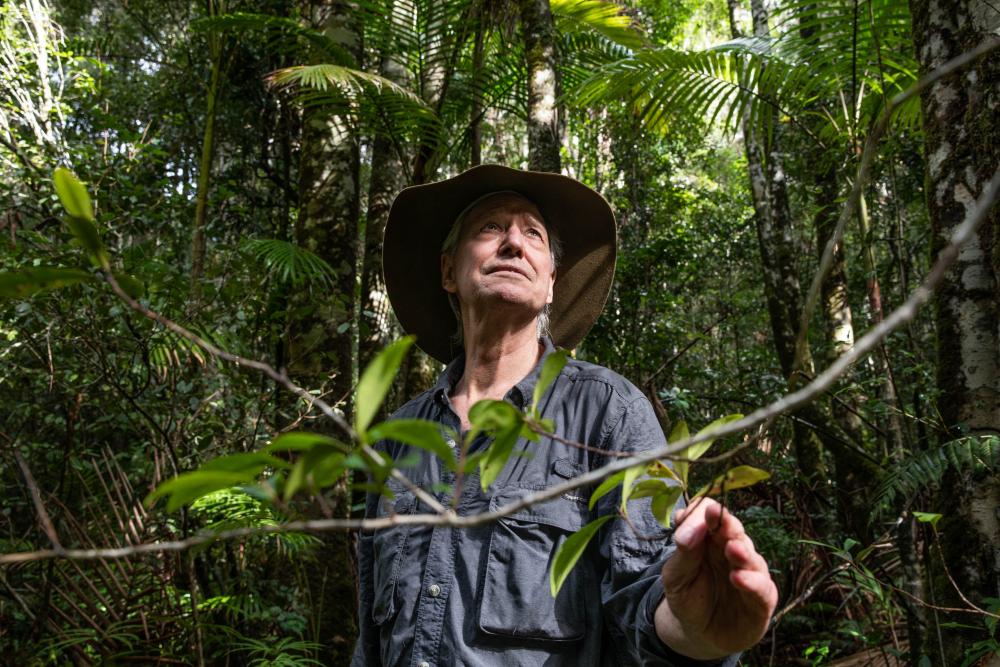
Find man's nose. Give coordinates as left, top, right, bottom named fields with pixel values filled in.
left=499, top=225, right=525, bottom=255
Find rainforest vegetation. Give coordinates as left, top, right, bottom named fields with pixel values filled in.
left=1, top=0, right=999, bottom=664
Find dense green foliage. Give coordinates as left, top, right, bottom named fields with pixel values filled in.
left=2, top=0, right=998, bottom=665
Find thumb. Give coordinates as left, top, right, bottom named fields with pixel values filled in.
left=662, top=510, right=709, bottom=586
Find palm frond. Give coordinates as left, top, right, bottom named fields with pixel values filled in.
left=241, top=238, right=337, bottom=288
left=551, top=0, right=646, bottom=50
left=192, top=12, right=355, bottom=66
left=872, top=435, right=1000, bottom=513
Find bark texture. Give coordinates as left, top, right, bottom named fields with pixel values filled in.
left=910, top=0, right=1000, bottom=662
left=519, top=0, right=562, bottom=173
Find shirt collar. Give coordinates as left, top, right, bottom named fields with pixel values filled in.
left=432, top=336, right=558, bottom=410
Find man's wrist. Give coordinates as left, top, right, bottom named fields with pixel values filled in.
left=653, top=596, right=729, bottom=663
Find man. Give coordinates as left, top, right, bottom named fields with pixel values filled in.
left=353, top=165, right=777, bottom=666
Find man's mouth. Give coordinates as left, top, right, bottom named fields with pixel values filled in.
left=488, top=265, right=530, bottom=279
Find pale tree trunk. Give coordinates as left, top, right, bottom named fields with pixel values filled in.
left=729, top=0, right=879, bottom=538
left=189, top=4, right=224, bottom=297
left=519, top=0, right=562, bottom=173
left=728, top=0, right=824, bottom=479
left=291, top=1, right=362, bottom=661
left=910, top=0, right=1000, bottom=662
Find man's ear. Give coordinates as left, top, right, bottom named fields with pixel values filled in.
left=546, top=269, right=556, bottom=304
left=441, top=253, right=456, bottom=293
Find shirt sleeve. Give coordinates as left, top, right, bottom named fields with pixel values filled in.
left=595, top=395, right=740, bottom=667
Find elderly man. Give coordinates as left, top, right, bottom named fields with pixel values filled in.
left=353, top=165, right=777, bottom=666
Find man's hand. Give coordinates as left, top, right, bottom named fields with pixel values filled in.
left=654, top=497, right=778, bottom=661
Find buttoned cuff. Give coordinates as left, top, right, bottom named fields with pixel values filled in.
left=636, top=575, right=740, bottom=667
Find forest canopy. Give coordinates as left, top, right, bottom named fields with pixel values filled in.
left=1, top=0, right=999, bottom=665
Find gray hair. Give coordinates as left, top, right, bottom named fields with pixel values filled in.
left=441, top=192, right=563, bottom=346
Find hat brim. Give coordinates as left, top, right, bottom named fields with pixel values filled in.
left=383, top=164, right=617, bottom=364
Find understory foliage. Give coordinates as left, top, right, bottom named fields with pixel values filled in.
left=2, top=0, right=998, bottom=665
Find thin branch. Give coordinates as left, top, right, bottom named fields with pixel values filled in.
left=13, top=448, right=63, bottom=552
left=4, top=158, right=993, bottom=566
left=101, top=272, right=448, bottom=516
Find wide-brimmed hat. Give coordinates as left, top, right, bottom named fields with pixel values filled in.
left=383, top=164, right=617, bottom=363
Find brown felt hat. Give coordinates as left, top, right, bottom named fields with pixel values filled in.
left=383, top=164, right=617, bottom=363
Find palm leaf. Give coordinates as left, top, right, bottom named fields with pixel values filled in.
left=551, top=0, right=646, bottom=50
left=241, top=238, right=337, bottom=287
left=192, top=12, right=355, bottom=66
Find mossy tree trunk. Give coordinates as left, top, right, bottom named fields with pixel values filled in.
left=910, top=0, right=1000, bottom=662
left=519, top=0, right=562, bottom=173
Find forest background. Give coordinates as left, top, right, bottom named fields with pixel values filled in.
left=1, top=0, right=999, bottom=664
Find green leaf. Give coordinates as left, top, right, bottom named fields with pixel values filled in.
left=589, top=471, right=625, bottom=510
left=675, top=414, right=743, bottom=486
left=0, top=267, right=96, bottom=298
left=355, top=337, right=415, bottom=433
left=479, top=424, right=521, bottom=491
left=264, top=431, right=350, bottom=454
left=113, top=272, right=145, bottom=298
left=200, top=452, right=290, bottom=474
left=619, top=464, right=644, bottom=511
left=668, top=420, right=692, bottom=486
left=550, top=515, right=613, bottom=597
left=146, top=471, right=255, bottom=512
left=53, top=167, right=94, bottom=221
left=66, top=217, right=110, bottom=270
left=628, top=479, right=670, bottom=500
left=647, top=460, right=682, bottom=484
left=284, top=446, right=346, bottom=500
left=468, top=398, right=522, bottom=431
left=467, top=399, right=526, bottom=490
left=367, top=419, right=457, bottom=470
left=550, top=0, right=645, bottom=49
left=532, top=349, right=568, bottom=412
left=912, top=511, right=942, bottom=528
left=650, top=486, right=684, bottom=528
left=696, top=465, right=771, bottom=497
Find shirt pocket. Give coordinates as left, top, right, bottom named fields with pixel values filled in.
left=478, top=489, right=594, bottom=642
left=371, top=490, right=415, bottom=625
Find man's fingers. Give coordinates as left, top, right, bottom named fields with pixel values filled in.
left=729, top=568, right=779, bottom=612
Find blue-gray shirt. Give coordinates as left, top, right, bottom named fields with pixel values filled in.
left=352, top=339, right=737, bottom=666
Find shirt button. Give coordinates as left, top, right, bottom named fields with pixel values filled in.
left=427, top=583, right=441, bottom=598
left=445, top=438, right=456, bottom=449
left=418, top=661, right=431, bottom=667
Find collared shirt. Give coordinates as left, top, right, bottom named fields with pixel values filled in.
left=352, top=339, right=738, bottom=667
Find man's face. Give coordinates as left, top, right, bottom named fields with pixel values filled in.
left=441, top=193, right=556, bottom=318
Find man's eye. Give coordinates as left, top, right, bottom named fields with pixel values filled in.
left=526, top=228, right=544, bottom=239
left=483, top=222, right=502, bottom=232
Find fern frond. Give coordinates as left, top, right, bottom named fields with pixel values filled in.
left=873, top=435, right=1000, bottom=512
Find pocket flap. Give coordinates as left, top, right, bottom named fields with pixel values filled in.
left=490, top=489, right=589, bottom=532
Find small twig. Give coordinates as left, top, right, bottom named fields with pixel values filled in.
left=770, top=562, right=851, bottom=626
left=14, top=448, right=64, bottom=552
left=930, top=526, right=1000, bottom=620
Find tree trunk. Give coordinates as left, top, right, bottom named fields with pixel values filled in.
left=519, top=0, right=562, bottom=173
left=189, top=1, right=225, bottom=298
left=910, top=0, right=1000, bottom=662
left=291, top=1, right=362, bottom=661
left=729, top=0, right=824, bottom=480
